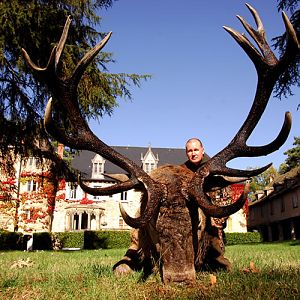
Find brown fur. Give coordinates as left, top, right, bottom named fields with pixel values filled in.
left=114, top=165, right=231, bottom=283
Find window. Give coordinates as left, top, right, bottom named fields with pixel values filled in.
left=69, top=183, right=78, bottom=199
left=121, top=191, right=127, bottom=201
left=35, top=158, right=41, bottom=169
left=91, top=155, right=106, bottom=178
left=144, top=162, right=155, bottom=173
left=292, top=194, right=298, bottom=208
left=27, top=157, right=41, bottom=168
left=27, top=180, right=37, bottom=192
left=92, top=162, right=105, bottom=178
left=81, top=212, right=88, bottom=230
left=93, top=162, right=103, bottom=174
left=91, top=214, right=96, bottom=230
left=73, top=213, right=79, bottom=230
left=28, top=157, right=34, bottom=167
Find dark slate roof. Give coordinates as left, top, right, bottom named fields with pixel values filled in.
left=272, top=166, right=300, bottom=186
left=249, top=166, right=300, bottom=206
left=71, top=146, right=210, bottom=179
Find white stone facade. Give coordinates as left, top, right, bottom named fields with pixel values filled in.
left=51, top=180, right=142, bottom=232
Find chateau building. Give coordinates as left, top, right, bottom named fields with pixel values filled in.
left=0, top=145, right=248, bottom=233
left=248, top=166, right=300, bottom=241
left=52, top=145, right=190, bottom=232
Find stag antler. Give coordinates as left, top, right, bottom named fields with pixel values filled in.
left=190, top=4, right=299, bottom=212
left=22, top=16, right=167, bottom=228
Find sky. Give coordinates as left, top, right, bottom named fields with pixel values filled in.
left=90, top=0, right=299, bottom=170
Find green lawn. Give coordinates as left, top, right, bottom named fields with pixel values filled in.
left=0, top=241, right=299, bottom=300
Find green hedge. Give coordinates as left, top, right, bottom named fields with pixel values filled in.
left=54, top=231, right=84, bottom=249
left=83, top=230, right=130, bottom=249
left=94, top=230, right=131, bottom=249
left=54, top=230, right=130, bottom=249
left=102, top=230, right=130, bottom=249
left=0, top=230, right=261, bottom=250
left=33, top=232, right=52, bottom=250
left=225, top=232, right=262, bottom=245
left=0, top=230, right=23, bottom=250
left=42, top=230, right=130, bottom=250
left=0, top=230, right=130, bottom=250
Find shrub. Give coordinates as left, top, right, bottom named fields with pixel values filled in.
left=84, top=230, right=130, bottom=249
left=103, top=230, right=131, bottom=249
left=0, top=230, right=23, bottom=250
left=225, top=232, right=262, bottom=245
left=33, top=232, right=52, bottom=250
left=54, top=232, right=84, bottom=249
left=84, top=231, right=109, bottom=249
left=52, top=230, right=130, bottom=249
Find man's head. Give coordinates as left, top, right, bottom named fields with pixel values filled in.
left=185, top=138, right=204, bottom=166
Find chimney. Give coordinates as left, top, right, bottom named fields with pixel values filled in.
left=57, top=144, right=64, bottom=159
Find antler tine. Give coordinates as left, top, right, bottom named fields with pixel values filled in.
left=23, top=17, right=168, bottom=229
left=208, top=110, right=291, bottom=177
left=72, top=31, right=112, bottom=86
left=55, top=15, right=72, bottom=68
left=21, top=16, right=72, bottom=76
left=44, top=98, right=83, bottom=149
left=190, top=176, right=250, bottom=218
left=210, top=163, right=272, bottom=178
left=78, top=174, right=142, bottom=196
left=22, top=46, right=56, bottom=73
left=222, top=25, right=263, bottom=68
left=278, top=11, right=300, bottom=69
left=237, top=3, right=277, bottom=62
left=22, top=15, right=72, bottom=74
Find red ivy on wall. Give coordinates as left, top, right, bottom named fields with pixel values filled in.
left=231, top=183, right=249, bottom=217
left=80, top=196, right=94, bottom=205
left=18, top=171, right=58, bottom=227
left=0, top=177, right=17, bottom=200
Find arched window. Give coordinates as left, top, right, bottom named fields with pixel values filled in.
left=74, top=213, right=79, bottom=230
left=81, top=212, right=88, bottom=230
left=91, top=214, right=96, bottom=230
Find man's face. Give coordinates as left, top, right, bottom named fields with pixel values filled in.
left=186, top=140, right=204, bottom=165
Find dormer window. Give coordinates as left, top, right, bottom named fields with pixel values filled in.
left=91, top=154, right=105, bottom=179
left=93, top=162, right=104, bottom=175
left=141, top=145, right=159, bottom=174
left=144, top=162, right=155, bottom=173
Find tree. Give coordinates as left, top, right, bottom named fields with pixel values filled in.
left=248, top=166, right=279, bottom=201
left=0, top=1, right=150, bottom=232
left=273, top=0, right=300, bottom=104
left=0, top=0, right=150, bottom=169
left=279, top=136, right=300, bottom=174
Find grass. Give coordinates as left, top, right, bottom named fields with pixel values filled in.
left=0, top=241, right=299, bottom=300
